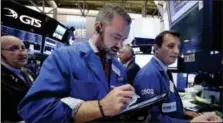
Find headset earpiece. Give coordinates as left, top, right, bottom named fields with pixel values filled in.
left=96, top=27, right=101, bottom=34
left=96, top=22, right=103, bottom=34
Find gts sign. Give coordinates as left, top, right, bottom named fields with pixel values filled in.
left=4, top=8, right=42, bottom=28
left=20, top=15, right=42, bottom=28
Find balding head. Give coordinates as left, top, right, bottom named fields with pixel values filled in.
left=1, top=35, right=21, bottom=48
left=121, top=44, right=134, bottom=56
left=118, top=44, right=134, bottom=64
left=1, top=35, right=28, bottom=68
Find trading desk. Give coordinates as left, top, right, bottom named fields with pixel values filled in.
left=180, top=93, right=223, bottom=118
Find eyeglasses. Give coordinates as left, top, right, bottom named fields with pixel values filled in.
left=1, top=45, right=28, bottom=52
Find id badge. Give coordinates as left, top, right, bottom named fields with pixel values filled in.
left=162, top=101, right=177, bottom=113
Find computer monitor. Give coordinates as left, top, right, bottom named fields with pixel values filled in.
left=52, top=25, right=67, bottom=41
left=167, top=1, right=198, bottom=27
left=43, top=37, right=66, bottom=55
left=172, top=73, right=188, bottom=92
left=44, top=18, right=69, bottom=43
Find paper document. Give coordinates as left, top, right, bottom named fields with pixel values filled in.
left=127, top=94, right=140, bottom=107
left=120, top=93, right=167, bottom=114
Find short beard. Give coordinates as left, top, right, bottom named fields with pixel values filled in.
left=95, top=31, right=118, bottom=58
left=95, top=33, right=106, bottom=52
left=107, top=47, right=118, bottom=57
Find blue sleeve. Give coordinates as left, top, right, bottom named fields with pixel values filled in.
left=134, top=72, right=190, bottom=123
left=17, top=49, right=74, bottom=123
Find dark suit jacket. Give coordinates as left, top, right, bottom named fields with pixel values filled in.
left=1, top=64, right=35, bottom=122
left=127, top=60, right=140, bottom=85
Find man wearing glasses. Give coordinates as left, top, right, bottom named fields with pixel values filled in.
left=1, top=35, right=34, bottom=122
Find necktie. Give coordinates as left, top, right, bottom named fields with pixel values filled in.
left=96, top=52, right=111, bottom=81
left=20, top=70, right=32, bottom=87
left=167, top=70, right=173, bottom=82
left=101, top=56, right=111, bottom=81
left=166, top=70, right=177, bottom=93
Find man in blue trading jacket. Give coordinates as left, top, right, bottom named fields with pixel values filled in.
left=134, top=31, right=222, bottom=123
left=18, top=5, right=136, bottom=123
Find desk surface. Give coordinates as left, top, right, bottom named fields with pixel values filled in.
left=181, top=93, right=222, bottom=115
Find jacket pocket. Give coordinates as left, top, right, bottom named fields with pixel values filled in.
left=69, top=80, right=99, bottom=101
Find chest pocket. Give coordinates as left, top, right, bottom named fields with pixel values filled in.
left=110, top=72, right=125, bottom=88
left=110, top=64, right=126, bottom=86
left=69, top=79, right=100, bottom=101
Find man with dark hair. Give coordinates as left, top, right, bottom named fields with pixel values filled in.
left=18, top=5, right=136, bottom=123
left=1, top=35, right=35, bottom=122
left=119, top=44, right=140, bottom=85
left=154, top=30, right=180, bottom=48
left=134, top=30, right=222, bottom=123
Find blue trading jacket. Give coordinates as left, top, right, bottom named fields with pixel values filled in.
left=134, top=58, right=190, bottom=123
left=17, top=42, right=127, bottom=123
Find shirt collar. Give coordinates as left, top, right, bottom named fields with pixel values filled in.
left=124, top=58, right=134, bottom=68
left=1, top=61, right=21, bottom=74
left=153, top=56, right=168, bottom=72
left=88, top=39, right=98, bottom=53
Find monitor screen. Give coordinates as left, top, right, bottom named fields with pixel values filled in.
left=1, top=25, right=42, bottom=53
left=43, top=37, right=57, bottom=55
left=52, top=25, right=66, bottom=40
left=168, top=1, right=198, bottom=26
left=44, top=17, right=69, bottom=43
left=172, top=73, right=188, bottom=91
left=43, top=37, right=66, bottom=55
left=170, top=2, right=203, bottom=53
